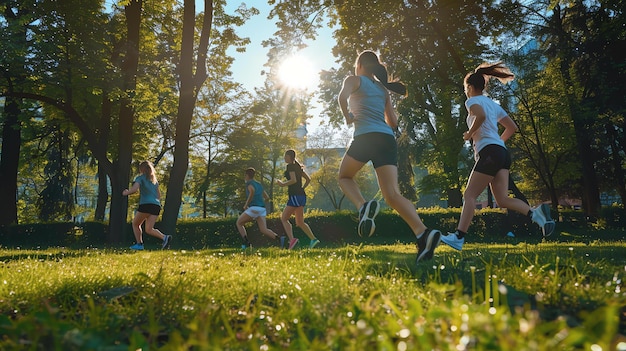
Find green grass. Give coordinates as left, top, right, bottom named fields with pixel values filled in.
left=1, top=241, right=625, bottom=350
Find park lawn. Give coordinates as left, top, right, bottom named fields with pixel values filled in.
left=0, top=240, right=625, bottom=350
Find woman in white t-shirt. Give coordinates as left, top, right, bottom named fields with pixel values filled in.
left=440, top=63, right=555, bottom=251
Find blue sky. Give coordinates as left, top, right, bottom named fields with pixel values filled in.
left=223, top=2, right=339, bottom=133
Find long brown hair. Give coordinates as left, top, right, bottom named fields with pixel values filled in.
left=465, top=62, right=515, bottom=91
left=139, top=161, right=157, bottom=184
left=356, top=50, right=407, bottom=97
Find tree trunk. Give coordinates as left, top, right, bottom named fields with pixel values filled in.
left=162, top=0, right=213, bottom=234
left=108, top=0, right=142, bottom=243
left=0, top=97, right=21, bottom=225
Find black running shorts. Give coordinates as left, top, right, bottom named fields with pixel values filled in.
left=472, top=144, right=512, bottom=176
left=346, top=132, right=398, bottom=169
left=137, top=203, right=161, bottom=215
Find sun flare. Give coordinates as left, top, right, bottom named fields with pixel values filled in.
left=277, top=54, right=318, bottom=91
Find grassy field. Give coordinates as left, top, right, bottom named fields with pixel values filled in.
left=1, top=240, right=625, bottom=350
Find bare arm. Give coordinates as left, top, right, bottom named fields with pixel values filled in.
left=383, top=92, right=398, bottom=130
left=277, top=171, right=298, bottom=187
left=243, top=184, right=255, bottom=209
left=338, top=76, right=360, bottom=125
left=464, top=104, right=486, bottom=141
left=301, top=171, right=311, bottom=189
left=498, top=116, right=518, bottom=142
left=122, top=182, right=140, bottom=196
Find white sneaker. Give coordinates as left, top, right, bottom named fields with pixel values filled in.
left=440, top=232, right=464, bottom=251
left=531, top=206, right=556, bottom=236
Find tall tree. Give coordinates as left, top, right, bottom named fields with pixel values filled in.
left=533, top=0, right=626, bottom=216
left=0, top=1, right=34, bottom=225
left=161, top=0, right=214, bottom=233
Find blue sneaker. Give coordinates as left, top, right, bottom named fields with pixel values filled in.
left=162, top=235, right=172, bottom=249
left=309, top=239, right=320, bottom=248
left=130, top=243, right=144, bottom=250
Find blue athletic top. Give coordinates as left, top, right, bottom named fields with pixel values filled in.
left=348, top=76, right=394, bottom=137
left=134, top=174, right=160, bottom=206
left=465, top=95, right=508, bottom=157
left=245, top=179, right=265, bottom=207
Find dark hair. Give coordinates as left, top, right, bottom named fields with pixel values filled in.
left=465, top=62, right=514, bottom=91
left=284, top=149, right=302, bottom=169
left=356, top=50, right=407, bottom=97
left=245, top=167, right=256, bottom=178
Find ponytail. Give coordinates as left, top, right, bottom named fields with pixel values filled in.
left=357, top=50, right=407, bottom=97
left=466, top=62, right=514, bottom=91
left=372, top=64, right=407, bottom=96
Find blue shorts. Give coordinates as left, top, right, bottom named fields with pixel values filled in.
left=286, top=195, right=307, bottom=207
left=473, top=144, right=511, bottom=176
left=346, top=132, right=397, bottom=169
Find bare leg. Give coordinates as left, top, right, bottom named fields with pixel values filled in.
left=131, top=212, right=150, bottom=243
left=144, top=215, right=166, bottom=240
left=490, top=169, right=531, bottom=215
left=457, top=171, right=493, bottom=232
left=338, top=154, right=368, bottom=210
left=236, top=213, right=253, bottom=238
left=294, top=207, right=316, bottom=240
left=256, top=216, right=279, bottom=239
left=280, top=206, right=297, bottom=240
left=375, top=165, right=426, bottom=236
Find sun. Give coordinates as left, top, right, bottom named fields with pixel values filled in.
left=277, top=54, right=318, bottom=91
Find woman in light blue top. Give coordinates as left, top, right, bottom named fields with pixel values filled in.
left=122, top=161, right=171, bottom=250
left=440, top=63, right=555, bottom=252
left=236, top=167, right=282, bottom=249
left=337, top=50, right=441, bottom=264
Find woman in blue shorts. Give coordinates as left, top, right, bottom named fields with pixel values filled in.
left=276, top=149, right=320, bottom=249
left=122, top=161, right=171, bottom=250
left=440, top=62, right=555, bottom=252
left=337, top=50, right=441, bottom=264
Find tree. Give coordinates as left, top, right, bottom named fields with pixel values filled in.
left=0, top=0, right=35, bottom=225
left=532, top=0, right=626, bottom=216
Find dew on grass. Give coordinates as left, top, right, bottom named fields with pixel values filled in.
left=489, top=307, right=497, bottom=315
left=397, top=328, right=410, bottom=338
left=347, top=311, right=353, bottom=318
left=590, top=344, right=602, bottom=351
left=398, top=340, right=408, bottom=351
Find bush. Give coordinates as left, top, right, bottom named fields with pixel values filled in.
left=1, top=207, right=624, bottom=249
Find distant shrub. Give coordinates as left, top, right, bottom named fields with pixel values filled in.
left=1, top=206, right=624, bottom=249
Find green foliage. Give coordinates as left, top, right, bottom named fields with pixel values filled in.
left=0, top=242, right=625, bottom=349
left=3, top=207, right=626, bottom=250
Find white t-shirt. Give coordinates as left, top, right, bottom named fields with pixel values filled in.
left=465, top=95, right=508, bottom=158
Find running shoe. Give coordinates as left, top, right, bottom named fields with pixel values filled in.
left=358, top=200, right=380, bottom=237
left=531, top=205, right=556, bottom=237
left=309, top=239, right=320, bottom=248
left=130, top=243, right=144, bottom=250
left=288, top=238, right=299, bottom=250
left=416, top=229, right=441, bottom=263
left=162, top=235, right=172, bottom=249
left=440, top=231, right=465, bottom=251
